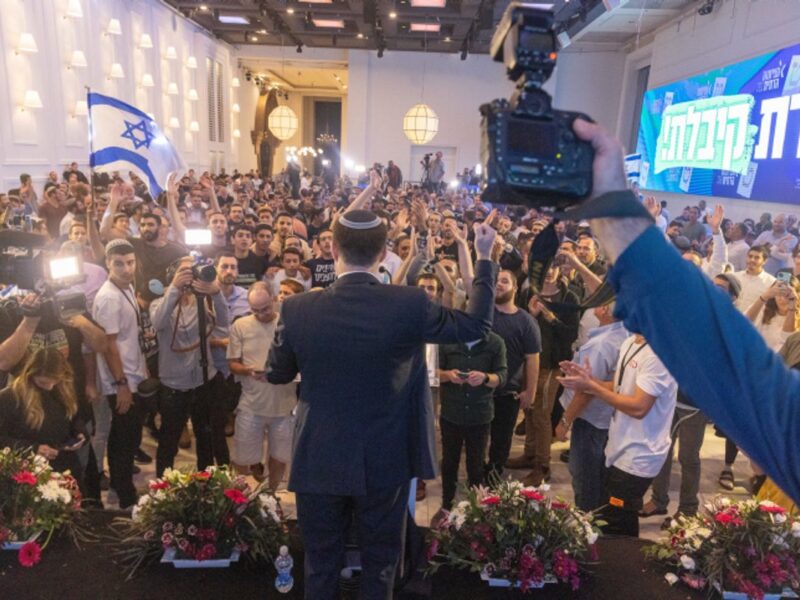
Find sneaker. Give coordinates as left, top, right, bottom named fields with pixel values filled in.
left=178, top=426, right=192, bottom=449
left=416, top=480, right=427, bottom=502
left=718, top=468, right=735, bottom=491
left=505, top=455, right=535, bottom=469
left=134, top=448, right=153, bottom=464
left=639, top=500, right=668, bottom=518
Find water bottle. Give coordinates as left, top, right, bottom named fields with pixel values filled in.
left=274, top=545, right=294, bottom=593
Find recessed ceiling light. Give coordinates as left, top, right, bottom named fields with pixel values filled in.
left=313, top=18, right=345, bottom=27
left=444, top=36, right=451, bottom=42
left=287, top=7, right=295, bottom=14
left=389, top=11, right=397, bottom=18
left=410, top=0, right=445, bottom=7
left=258, top=29, right=267, bottom=34
left=199, top=4, right=208, bottom=10
left=219, top=15, right=250, bottom=24
left=250, top=35, right=258, bottom=41
left=357, top=32, right=364, bottom=38
left=410, top=23, right=440, bottom=32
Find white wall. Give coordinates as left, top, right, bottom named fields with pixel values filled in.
left=344, top=50, right=514, bottom=180
left=0, top=0, right=237, bottom=193
left=617, top=0, right=800, bottom=221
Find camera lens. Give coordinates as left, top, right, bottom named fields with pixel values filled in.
left=194, top=264, right=217, bottom=283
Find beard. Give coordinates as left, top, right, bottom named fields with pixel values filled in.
left=495, top=290, right=515, bottom=304
left=141, top=229, right=158, bottom=242
left=221, top=274, right=236, bottom=285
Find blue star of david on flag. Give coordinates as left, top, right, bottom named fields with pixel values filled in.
left=88, top=92, right=185, bottom=195
left=120, top=119, right=155, bottom=150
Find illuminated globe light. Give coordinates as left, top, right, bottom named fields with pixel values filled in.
left=403, top=103, right=438, bottom=145
left=268, top=106, right=298, bottom=141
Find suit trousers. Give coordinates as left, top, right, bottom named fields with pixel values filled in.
left=523, top=367, right=560, bottom=467
left=650, top=407, right=707, bottom=515
left=440, top=417, right=489, bottom=510
left=295, top=482, right=410, bottom=600
left=106, top=393, right=143, bottom=509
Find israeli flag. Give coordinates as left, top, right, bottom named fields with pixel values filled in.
left=88, top=92, right=185, bottom=195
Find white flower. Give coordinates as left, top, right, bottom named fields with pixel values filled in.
left=774, top=512, right=787, bottom=524
left=37, top=481, right=62, bottom=502
left=585, top=530, right=598, bottom=545
left=259, top=493, right=278, bottom=512
left=138, top=494, right=151, bottom=506
left=58, top=488, right=71, bottom=504
left=791, top=521, right=800, bottom=538
left=447, top=508, right=466, bottom=530
left=696, top=527, right=711, bottom=538
left=456, top=500, right=470, bottom=511
left=679, top=555, right=696, bottom=570
left=719, top=497, right=731, bottom=507
left=131, top=505, right=141, bottom=521
left=539, top=483, right=551, bottom=492
left=664, top=573, right=679, bottom=586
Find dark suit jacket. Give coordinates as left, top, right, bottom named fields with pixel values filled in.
left=267, top=259, right=498, bottom=495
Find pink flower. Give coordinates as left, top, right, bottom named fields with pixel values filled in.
left=149, top=481, right=169, bottom=490
left=551, top=501, right=569, bottom=510
left=162, top=522, right=174, bottom=532
left=480, top=495, right=501, bottom=506
left=12, top=471, right=37, bottom=486
left=18, top=541, right=42, bottom=568
left=224, top=489, right=248, bottom=505
left=161, top=532, right=174, bottom=547
left=758, top=502, right=786, bottom=514
left=196, top=543, right=217, bottom=561
left=426, top=538, right=439, bottom=561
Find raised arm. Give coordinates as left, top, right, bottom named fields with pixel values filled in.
left=166, top=174, right=186, bottom=241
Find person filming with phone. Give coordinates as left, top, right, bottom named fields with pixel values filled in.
left=744, top=274, right=800, bottom=352
left=0, top=348, right=88, bottom=478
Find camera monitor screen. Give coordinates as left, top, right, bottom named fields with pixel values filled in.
left=508, top=120, right=558, bottom=159
left=185, top=229, right=212, bottom=246
left=636, top=41, right=800, bottom=204
left=47, top=255, right=82, bottom=282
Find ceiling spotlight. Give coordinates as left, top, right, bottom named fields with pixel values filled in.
left=444, top=36, right=451, bottom=42
left=258, top=29, right=267, bottom=34
left=357, top=32, right=364, bottom=39
left=698, top=0, right=715, bottom=15
left=287, top=7, right=295, bottom=14
left=296, top=43, right=303, bottom=53
left=199, top=4, right=208, bottom=10
left=250, top=35, right=258, bottom=41
left=389, top=11, right=397, bottom=18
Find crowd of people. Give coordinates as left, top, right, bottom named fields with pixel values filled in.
left=0, top=155, right=796, bottom=534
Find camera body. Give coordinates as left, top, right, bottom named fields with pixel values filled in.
left=480, top=4, right=594, bottom=209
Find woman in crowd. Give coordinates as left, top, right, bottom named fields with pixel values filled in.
left=744, top=277, right=800, bottom=351
left=0, top=348, right=87, bottom=478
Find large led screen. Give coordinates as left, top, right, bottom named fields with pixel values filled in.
left=636, top=44, right=800, bottom=203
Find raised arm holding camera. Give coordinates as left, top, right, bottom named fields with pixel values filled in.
left=149, top=256, right=230, bottom=477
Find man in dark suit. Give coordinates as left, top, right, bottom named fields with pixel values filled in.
left=267, top=206, right=498, bottom=599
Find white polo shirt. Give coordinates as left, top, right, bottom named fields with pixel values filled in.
left=604, top=336, right=677, bottom=478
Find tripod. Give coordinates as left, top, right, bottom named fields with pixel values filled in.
left=195, top=292, right=210, bottom=384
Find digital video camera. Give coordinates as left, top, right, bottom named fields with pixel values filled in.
left=480, top=4, right=594, bottom=209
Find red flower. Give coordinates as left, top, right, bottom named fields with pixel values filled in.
left=714, top=511, right=743, bottom=526
left=480, top=495, right=501, bottom=506
left=149, top=481, right=169, bottom=490
left=194, top=471, right=211, bottom=480
left=426, top=538, right=439, bottom=561
left=12, top=471, right=37, bottom=486
left=224, top=489, right=248, bottom=504
left=18, top=541, right=42, bottom=568
left=520, top=489, right=544, bottom=502
left=551, top=501, right=569, bottom=510
left=196, top=543, right=217, bottom=561
left=758, top=503, right=786, bottom=514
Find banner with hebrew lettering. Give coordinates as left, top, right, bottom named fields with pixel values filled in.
left=636, top=45, right=800, bottom=203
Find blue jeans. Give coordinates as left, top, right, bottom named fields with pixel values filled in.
left=568, top=418, right=609, bottom=512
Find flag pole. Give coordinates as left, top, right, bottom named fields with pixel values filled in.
left=85, top=86, right=99, bottom=211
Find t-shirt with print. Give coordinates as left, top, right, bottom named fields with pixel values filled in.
left=235, top=251, right=269, bottom=286
left=604, top=336, right=677, bottom=478
left=305, top=257, right=336, bottom=288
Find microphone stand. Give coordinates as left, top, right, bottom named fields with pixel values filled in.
left=195, top=292, right=209, bottom=384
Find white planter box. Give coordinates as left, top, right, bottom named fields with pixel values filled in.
left=1, top=531, right=41, bottom=551
left=480, top=571, right=558, bottom=588
left=161, top=547, right=240, bottom=569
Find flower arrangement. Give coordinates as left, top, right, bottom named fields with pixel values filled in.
left=427, top=480, right=602, bottom=592
left=644, top=496, right=800, bottom=599
left=114, top=466, right=287, bottom=577
left=0, top=447, right=84, bottom=567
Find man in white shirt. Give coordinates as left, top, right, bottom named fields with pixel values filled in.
left=726, top=223, right=751, bottom=273
left=93, top=239, right=149, bottom=509
left=270, top=247, right=311, bottom=296
left=753, top=213, right=798, bottom=274
left=228, top=282, right=296, bottom=488
left=733, top=246, right=776, bottom=311
left=559, top=334, right=677, bottom=537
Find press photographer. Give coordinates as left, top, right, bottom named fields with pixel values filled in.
left=149, top=255, right=230, bottom=477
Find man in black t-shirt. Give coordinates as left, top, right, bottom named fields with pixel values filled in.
left=129, top=213, right=186, bottom=295
left=231, top=225, right=268, bottom=286
left=487, top=270, right=542, bottom=478
left=305, top=230, right=336, bottom=289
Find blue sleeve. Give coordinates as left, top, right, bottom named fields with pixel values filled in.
left=609, top=225, right=800, bottom=503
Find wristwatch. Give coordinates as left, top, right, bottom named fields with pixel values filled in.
left=483, top=373, right=490, bottom=385
left=113, top=376, right=129, bottom=388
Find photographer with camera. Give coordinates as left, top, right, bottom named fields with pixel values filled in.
left=149, top=256, right=230, bottom=477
